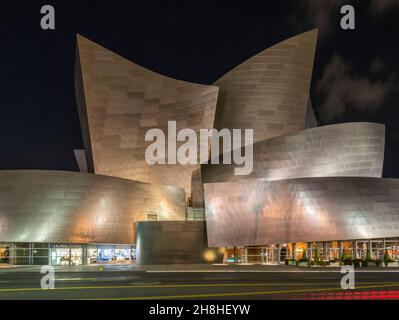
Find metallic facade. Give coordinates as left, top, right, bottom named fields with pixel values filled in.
left=213, top=29, right=318, bottom=145
left=202, top=122, right=385, bottom=183
left=75, top=35, right=219, bottom=194
left=0, top=171, right=186, bottom=245
left=199, top=30, right=397, bottom=250
left=204, top=177, right=399, bottom=247
left=2, top=29, right=398, bottom=262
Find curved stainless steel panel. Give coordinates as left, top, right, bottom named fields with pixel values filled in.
left=202, top=122, right=385, bottom=183
left=213, top=29, right=318, bottom=144
left=0, top=171, right=186, bottom=244
left=75, top=35, right=219, bottom=194
left=204, top=177, right=399, bottom=247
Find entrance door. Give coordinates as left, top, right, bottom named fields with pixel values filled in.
left=51, top=248, right=70, bottom=265
left=0, top=245, right=9, bottom=264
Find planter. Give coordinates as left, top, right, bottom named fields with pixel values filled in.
left=363, top=261, right=380, bottom=267
left=329, top=262, right=340, bottom=267
left=298, top=262, right=310, bottom=267
left=288, top=260, right=297, bottom=266
left=386, top=262, right=399, bottom=267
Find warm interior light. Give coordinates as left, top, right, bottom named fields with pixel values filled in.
left=203, top=249, right=216, bottom=262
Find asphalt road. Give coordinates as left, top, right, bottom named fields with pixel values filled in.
left=1, top=268, right=399, bottom=300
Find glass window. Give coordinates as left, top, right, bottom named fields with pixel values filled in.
left=70, top=248, right=83, bottom=266
left=98, top=248, right=115, bottom=263
left=32, top=247, right=49, bottom=265
left=32, top=256, right=49, bottom=265
left=0, top=246, right=10, bottom=264
left=115, top=249, right=131, bottom=263
left=51, top=248, right=70, bottom=266
left=15, top=243, right=29, bottom=249
left=87, top=248, right=98, bottom=264
left=33, top=243, right=48, bottom=249
left=14, top=248, right=30, bottom=257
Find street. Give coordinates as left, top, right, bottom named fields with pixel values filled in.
left=1, top=265, right=399, bottom=300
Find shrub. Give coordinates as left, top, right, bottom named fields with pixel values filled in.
left=316, top=260, right=328, bottom=266
left=340, top=249, right=348, bottom=261
left=342, top=259, right=353, bottom=266
left=301, top=248, right=307, bottom=261
left=314, top=247, right=320, bottom=263
left=384, top=250, right=394, bottom=267
left=366, top=249, right=372, bottom=262
left=353, top=259, right=361, bottom=268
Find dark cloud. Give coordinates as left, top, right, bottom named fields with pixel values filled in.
left=317, top=55, right=394, bottom=121
left=290, top=0, right=346, bottom=38
left=369, top=0, right=399, bottom=12
left=370, top=59, right=386, bottom=74
left=303, top=0, right=344, bottom=33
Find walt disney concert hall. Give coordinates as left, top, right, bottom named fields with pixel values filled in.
left=1, top=29, right=399, bottom=266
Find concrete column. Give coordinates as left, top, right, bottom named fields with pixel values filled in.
left=29, top=243, right=33, bottom=265
left=271, top=246, right=274, bottom=263
left=233, top=247, right=237, bottom=264
left=277, top=244, right=281, bottom=264
left=383, top=239, right=386, bottom=261
left=292, top=243, right=296, bottom=260
left=83, top=245, right=87, bottom=265
left=369, top=240, right=372, bottom=259
left=339, top=241, right=343, bottom=259
left=48, top=243, right=51, bottom=266
left=283, top=244, right=289, bottom=261
left=308, top=242, right=313, bottom=261
left=352, top=241, right=356, bottom=259
left=323, top=242, right=328, bottom=260
left=355, top=241, right=358, bottom=259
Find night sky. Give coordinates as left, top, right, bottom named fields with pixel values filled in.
left=1, top=0, right=398, bottom=177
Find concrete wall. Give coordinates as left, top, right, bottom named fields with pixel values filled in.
left=136, top=221, right=224, bottom=265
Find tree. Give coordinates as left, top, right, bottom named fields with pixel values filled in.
left=314, top=247, right=320, bottom=262
left=366, top=248, right=372, bottom=262
left=340, top=249, right=348, bottom=261
left=301, top=248, right=307, bottom=261
left=384, top=250, right=392, bottom=266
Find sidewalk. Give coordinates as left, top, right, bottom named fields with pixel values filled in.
left=2, top=263, right=399, bottom=273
